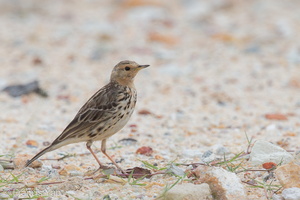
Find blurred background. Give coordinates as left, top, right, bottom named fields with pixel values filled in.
left=0, top=0, right=300, bottom=163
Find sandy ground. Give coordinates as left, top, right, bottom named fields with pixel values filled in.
left=0, top=0, right=300, bottom=199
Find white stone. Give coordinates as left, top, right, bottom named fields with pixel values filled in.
left=193, top=165, right=247, bottom=200
left=166, top=164, right=185, bottom=176
left=201, top=150, right=216, bottom=163
left=273, top=194, right=284, bottom=200
left=250, top=140, right=294, bottom=165
left=164, top=183, right=213, bottom=200
left=182, top=149, right=202, bottom=158
left=282, top=187, right=300, bottom=200
left=266, top=124, right=277, bottom=131
left=213, top=144, right=230, bottom=155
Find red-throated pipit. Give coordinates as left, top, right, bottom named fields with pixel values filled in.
left=25, top=60, right=149, bottom=173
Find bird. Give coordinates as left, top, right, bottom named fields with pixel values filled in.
left=25, top=60, right=149, bottom=173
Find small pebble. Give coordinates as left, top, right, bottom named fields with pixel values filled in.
left=59, top=164, right=83, bottom=176
left=136, top=146, right=153, bottom=156
left=26, top=140, right=38, bottom=148
left=14, top=154, right=42, bottom=169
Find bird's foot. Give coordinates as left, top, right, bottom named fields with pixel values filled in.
left=84, top=165, right=114, bottom=176
left=95, top=165, right=117, bottom=174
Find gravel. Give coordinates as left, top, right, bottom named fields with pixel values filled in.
left=0, top=0, right=300, bottom=199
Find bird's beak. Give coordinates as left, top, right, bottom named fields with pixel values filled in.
left=138, top=65, right=150, bottom=69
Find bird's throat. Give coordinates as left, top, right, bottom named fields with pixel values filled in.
left=113, top=78, right=135, bottom=88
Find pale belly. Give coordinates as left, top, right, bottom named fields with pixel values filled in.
left=93, top=104, right=135, bottom=141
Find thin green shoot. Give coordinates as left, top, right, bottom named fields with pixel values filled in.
left=127, top=170, right=147, bottom=186
left=158, top=176, right=183, bottom=199
left=108, top=142, right=122, bottom=150
left=37, top=176, right=50, bottom=183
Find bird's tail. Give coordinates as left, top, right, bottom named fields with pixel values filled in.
left=25, top=144, right=59, bottom=167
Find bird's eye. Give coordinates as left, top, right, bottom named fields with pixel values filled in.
left=125, top=66, right=130, bottom=71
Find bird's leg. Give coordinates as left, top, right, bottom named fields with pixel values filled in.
left=101, top=139, right=126, bottom=174
left=86, top=141, right=107, bottom=170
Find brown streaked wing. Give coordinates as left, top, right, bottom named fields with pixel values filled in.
left=51, top=82, right=119, bottom=144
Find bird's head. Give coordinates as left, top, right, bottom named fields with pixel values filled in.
left=110, top=60, right=149, bottom=86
